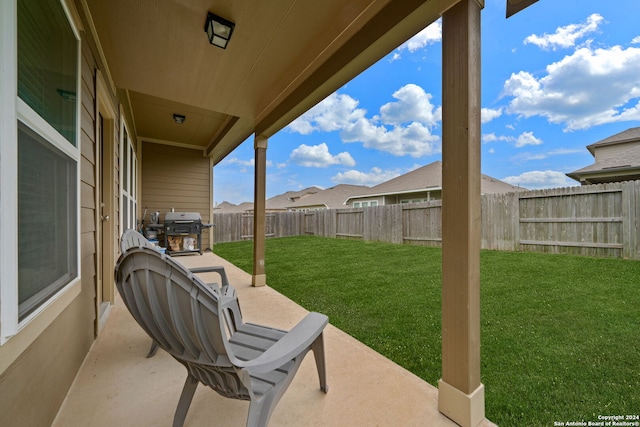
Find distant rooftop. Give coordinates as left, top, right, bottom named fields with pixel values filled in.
left=345, top=161, right=521, bottom=203
left=567, top=127, right=640, bottom=184
left=586, top=126, right=640, bottom=155
left=215, top=187, right=321, bottom=213
left=287, top=184, right=370, bottom=210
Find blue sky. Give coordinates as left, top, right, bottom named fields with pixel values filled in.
left=214, top=0, right=640, bottom=205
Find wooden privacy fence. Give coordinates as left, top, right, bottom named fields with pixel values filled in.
left=213, top=180, right=640, bottom=259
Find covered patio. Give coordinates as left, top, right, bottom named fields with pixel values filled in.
left=0, top=1, right=539, bottom=425
left=53, top=251, right=496, bottom=426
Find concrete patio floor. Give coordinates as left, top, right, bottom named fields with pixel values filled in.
left=53, top=251, right=496, bottom=427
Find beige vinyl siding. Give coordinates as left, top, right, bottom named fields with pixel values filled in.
left=141, top=142, right=212, bottom=249
left=0, top=31, right=101, bottom=427
left=594, top=142, right=637, bottom=163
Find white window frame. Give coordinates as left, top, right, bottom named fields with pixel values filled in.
left=0, top=0, right=82, bottom=345
left=119, top=119, right=138, bottom=234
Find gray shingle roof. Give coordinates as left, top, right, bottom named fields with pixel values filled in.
left=567, top=143, right=640, bottom=178
left=266, top=187, right=321, bottom=210
left=586, top=126, right=640, bottom=155
left=567, top=127, right=640, bottom=181
left=217, top=162, right=521, bottom=212
left=214, top=187, right=322, bottom=212
left=346, top=161, right=520, bottom=201
left=287, top=184, right=369, bottom=209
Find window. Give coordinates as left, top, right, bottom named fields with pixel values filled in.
left=353, top=202, right=361, bottom=208
left=17, top=0, right=78, bottom=146
left=370, top=200, right=378, bottom=207
left=1, top=0, right=80, bottom=341
left=120, top=124, right=138, bottom=232
left=18, top=123, right=78, bottom=320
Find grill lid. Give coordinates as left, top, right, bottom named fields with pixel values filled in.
left=164, top=212, right=202, bottom=222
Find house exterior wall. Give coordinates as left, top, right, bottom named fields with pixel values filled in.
left=289, top=204, right=327, bottom=211
left=351, top=197, right=382, bottom=207
left=0, top=10, right=110, bottom=425
left=398, top=190, right=441, bottom=204
left=593, top=141, right=639, bottom=163
left=350, top=190, right=441, bottom=207
left=141, top=142, right=213, bottom=249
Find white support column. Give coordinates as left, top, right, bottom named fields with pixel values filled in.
left=252, top=135, right=268, bottom=287
left=439, top=1, right=485, bottom=426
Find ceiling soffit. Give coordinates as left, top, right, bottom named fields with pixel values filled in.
left=84, top=0, right=463, bottom=162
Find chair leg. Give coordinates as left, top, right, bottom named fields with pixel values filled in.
left=173, top=374, right=199, bottom=427
left=246, top=396, right=276, bottom=427
left=146, top=340, right=159, bottom=358
left=311, top=333, right=328, bottom=393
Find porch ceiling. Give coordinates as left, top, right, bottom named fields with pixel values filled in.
left=82, top=0, right=457, bottom=164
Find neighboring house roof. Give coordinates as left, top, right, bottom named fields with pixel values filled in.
left=214, top=201, right=238, bottom=212
left=567, top=127, right=640, bottom=184
left=215, top=201, right=255, bottom=213
left=215, top=187, right=322, bottom=213
left=345, top=161, right=521, bottom=203
left=586, top=127, right=640, bottom=155
left=287, top=184, right=369, bottom=210
left=480, top=175, right=523, bottom=193
left=567, top=143, right=640, bottom=182
left=266, top=187, right=321, bottom=210
left=217, top=163, right=520, bottom=212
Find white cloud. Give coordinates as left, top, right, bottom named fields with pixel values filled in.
left=288, top=93, right=365, bottom=135
left=222, top=157, right=277, bottom=173
left=481, top=131, right=542, bottom=147
left=289, top=143, right=355, bottom=168
left=482, top=133, right=511, bottom=143
left=510, top=148, right=584, bottom=163
left=399, top=20, right=442, bottom=53
left=225, top=157, right=254, bottom=167
left=332, top=167, right=401, bottom=186
left=515, top=131, right=543, bottom=148
left=481, top=107, right=503, bottom=123
left=288, top=84, right=442, bottom=158
left=502, top=170, right=577, bottom=190
left=391, top=20, right=442, bottom=61
left=633, top=36, right=640, bottom=45
left=548, top=148, right=584, bottom=155
left=341, top=120, right=440, bottom=158
left=380, top=84, right=441, bottom=126
left=503, top=45, right=640, bottom=130
left=524, top=13, right=603, bottom=50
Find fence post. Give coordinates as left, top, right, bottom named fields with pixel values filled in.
left=622, top=180, right=639, bottom=260
left=391, top=204, right=403, bottom=244
left=512, top=192, right=520, bottom=252
left=363, top=207, right=373, bottom=241
left=328, top=209, right=337, bottom=238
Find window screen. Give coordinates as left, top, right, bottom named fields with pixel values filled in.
left=17, top=122, right=78, bottom=320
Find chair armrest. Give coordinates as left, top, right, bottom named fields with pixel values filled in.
left=188, top=266, right=230, bottom=287
left=232, top=312, right=328, bottom=374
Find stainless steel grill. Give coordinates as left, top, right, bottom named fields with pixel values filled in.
left=163, top=212, right=212, bottom=255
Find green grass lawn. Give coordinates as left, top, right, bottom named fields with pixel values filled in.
left=213, top=236, right=640, bottom=426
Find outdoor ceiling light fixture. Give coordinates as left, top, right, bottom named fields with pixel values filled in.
left=173, top=114, right=186, bottom=124
left=204, top=12, right=235, bottom=49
